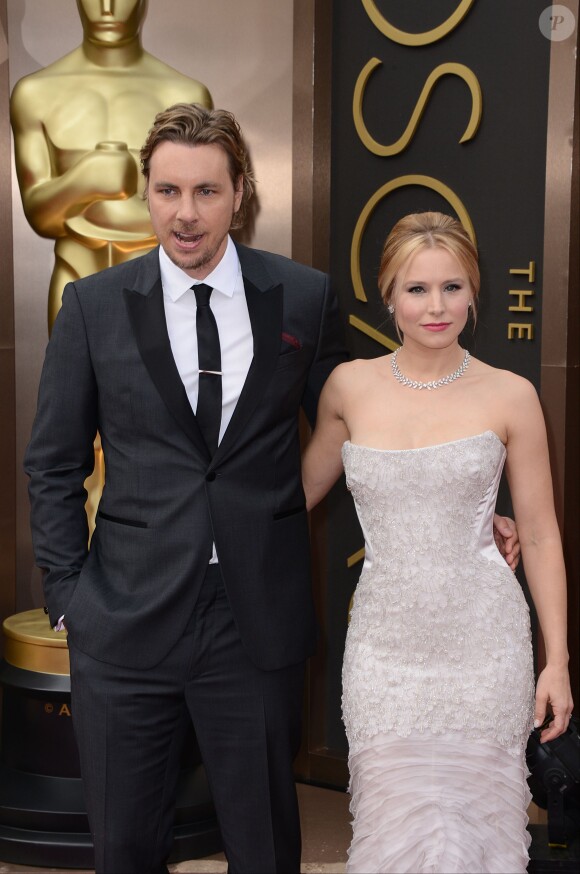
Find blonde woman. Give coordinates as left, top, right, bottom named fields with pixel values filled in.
left=302, top=212, right=573, bottom=873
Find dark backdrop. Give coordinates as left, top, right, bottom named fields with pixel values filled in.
left=321, top=0, right=551, bottom=757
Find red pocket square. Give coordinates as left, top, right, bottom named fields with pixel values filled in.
left=281, top=331, right=301, bottom=350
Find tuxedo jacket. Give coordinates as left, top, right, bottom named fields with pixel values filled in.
left=25, top=243, right=347, bottom=670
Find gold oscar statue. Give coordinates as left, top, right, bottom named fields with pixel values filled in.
left=11, top=0, right=213, bottom=532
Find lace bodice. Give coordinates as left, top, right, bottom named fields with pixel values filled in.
left=341, top=431, right=535, bottom=756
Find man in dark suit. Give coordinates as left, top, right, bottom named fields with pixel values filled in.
left=24, top=103, right=347, bottom=874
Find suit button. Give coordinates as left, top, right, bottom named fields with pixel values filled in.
left=206, top=472, right=216, bottom=482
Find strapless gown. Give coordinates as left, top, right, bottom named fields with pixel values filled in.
left=341, top=431, right=535, bottom=874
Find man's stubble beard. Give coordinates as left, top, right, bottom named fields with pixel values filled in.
left=171, top=249, right=214, bottom=272
left=166, top=237, right=220, bottom=274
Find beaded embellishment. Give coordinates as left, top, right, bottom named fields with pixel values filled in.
left=391, top=348, right=471, bottom=390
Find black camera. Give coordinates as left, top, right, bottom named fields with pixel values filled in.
left=526, top=716, right=580, bottom=848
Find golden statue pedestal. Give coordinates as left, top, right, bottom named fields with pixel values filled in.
left=0, top=609, right=220, bottom=868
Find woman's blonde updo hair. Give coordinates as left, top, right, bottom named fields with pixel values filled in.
left=378, top=212, right=480, bottom=321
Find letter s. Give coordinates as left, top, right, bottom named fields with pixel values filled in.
left=353, top=61, right=482, bottom=157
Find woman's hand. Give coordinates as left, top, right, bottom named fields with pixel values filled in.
left=493, top=514, right=521, bottom=571
left=534, top=663, right=574, bottom=743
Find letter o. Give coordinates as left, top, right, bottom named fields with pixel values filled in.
left=361, top=0, right=476, bottom=46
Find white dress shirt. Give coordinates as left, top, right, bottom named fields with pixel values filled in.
left=160, top=236, right=253, bottom=442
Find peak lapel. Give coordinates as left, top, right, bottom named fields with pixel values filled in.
left=214, top=277, right=283, bottom=462
left=123, top=278, right=211, bottom=460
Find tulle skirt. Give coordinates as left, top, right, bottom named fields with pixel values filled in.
left=347, top=731, right=531, bottom=874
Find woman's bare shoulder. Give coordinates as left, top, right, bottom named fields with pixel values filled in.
left=335, top=354, right=389, bottom=375
left=470, top=357, right=539, bottom=402
left=330, top=355, right=388, bottom=394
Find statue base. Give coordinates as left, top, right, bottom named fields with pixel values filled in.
left=0, top=609, right=221, bottom=868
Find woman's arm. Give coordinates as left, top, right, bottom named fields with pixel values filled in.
left=302, top=366, right=350, bottom=511
left=504, top=376, right=573, bottom=742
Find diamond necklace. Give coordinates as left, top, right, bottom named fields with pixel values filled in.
left=391, top=348, right=471, bottom=391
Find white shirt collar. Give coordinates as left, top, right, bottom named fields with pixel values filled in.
left=159, top=236, right=240, bottom=302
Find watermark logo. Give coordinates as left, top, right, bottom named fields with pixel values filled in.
left=539, top=5, right=576, bottom=41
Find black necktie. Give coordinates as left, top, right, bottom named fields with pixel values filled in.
left=194, top=284, right=222, bottom=455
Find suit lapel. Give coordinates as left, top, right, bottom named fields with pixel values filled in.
left=123, top=271, right=211, bottom=460
left=214, top=276, right=283, bottom=462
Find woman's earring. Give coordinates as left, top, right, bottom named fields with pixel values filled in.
left=467, top=301, right=472, bottom=309
left=388, top=305, right=395, bottom=314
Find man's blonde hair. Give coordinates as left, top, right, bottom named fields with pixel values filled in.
left=140, top=103, right=255, bottom=230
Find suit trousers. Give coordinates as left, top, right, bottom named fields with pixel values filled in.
left=68, top=565, right=306, bottom=874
